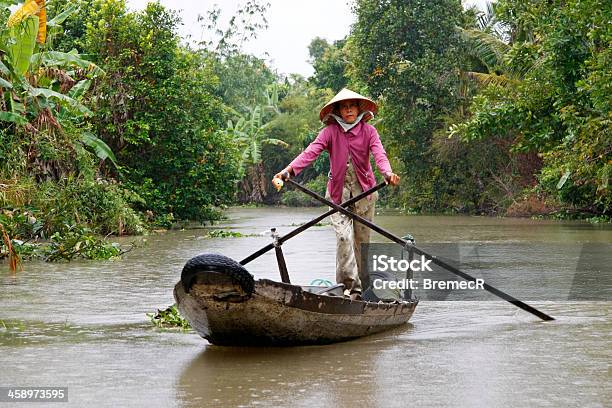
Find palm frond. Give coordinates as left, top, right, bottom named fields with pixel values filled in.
left=521, top=52, right=548, bottom=79
left=460, top=27, right=509, bottom=71
left=463, top=71, right=518, bottom=88
left=477, top=2, right=495, bottom=32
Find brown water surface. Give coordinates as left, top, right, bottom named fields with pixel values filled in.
left=1, top=208, right=610, bottom=407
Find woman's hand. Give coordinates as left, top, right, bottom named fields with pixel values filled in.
left=384, top=172, right=400, bottom=186
left=274, top=166, right=293, bottom=181
left=272, top=166, right=293, bottom=191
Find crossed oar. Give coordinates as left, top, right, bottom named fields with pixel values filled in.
left=242, top=178, right=554, bottom=321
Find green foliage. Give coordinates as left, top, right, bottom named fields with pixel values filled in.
left=69, top=1, right=242, bottom=222
left=30, top=50, right=105, bottom=77
left=0, top=13, right=102, bottom=127
left=118, top=122, right=240, bottom=222
left=1, top=178, right=144, bottom=235
left=452, top=0, right=611, bottom=215
left=0, top=2, right=109, bottom=189
left=219, top=85, right=289, bottom=203
left=348, top=0, right=464, bottom=211
left=210, top=53, right=277, bottom=114
left=6, top=15, right=38, bottom=75
left=147, top=304, right=190, bottom=330
left=263, top=83, right=332, bottom=201
left=80, top=131, right=117, bottom=167
left=45, top=225, right=122, bottom=261
left=459, top=27, right=510, bottom=73
left=308, top=37, right=348, bottom=92
left=0, top=207, right=40, bottom=243
left=224, top=103, right=287, bottom=170
left=198, top=1, right=275, bottom=114
left=280, top=174, right=328, bottom=207
left=40, top=178, right=144, bottom=236
left=0, top=212, right=126, bottom=262
left=206, top=229, right=252, bottom=238
left=0, top=3, right=140, bottom=269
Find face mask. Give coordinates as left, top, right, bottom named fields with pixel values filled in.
left=329, top=111, right=373, bottom=132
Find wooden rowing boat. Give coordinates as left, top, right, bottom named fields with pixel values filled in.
left=173, top=173, right=555, bottom=344
left=174, top=253, right=418, bottom=346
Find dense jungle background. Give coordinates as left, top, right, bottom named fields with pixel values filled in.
left=1, top=0, right=610, bottom=264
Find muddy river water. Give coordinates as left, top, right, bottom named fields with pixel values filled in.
left=1, top=208, right=611, bottom=407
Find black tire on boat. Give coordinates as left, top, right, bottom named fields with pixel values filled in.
left=181, top=253, right=255, bottom=295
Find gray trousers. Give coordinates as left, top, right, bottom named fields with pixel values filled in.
left=326, top=161, right=377, bottom=294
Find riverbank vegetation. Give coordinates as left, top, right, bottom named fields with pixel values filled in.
left=347, top=0, right=610, bottom=221
left=1, top=0, right=610, bottom=267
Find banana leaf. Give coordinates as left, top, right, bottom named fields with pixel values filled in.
left=80, top=131, right=118, bottom=167
left=46, top=3, right=77, bottom=27
left=8, top=16, right=39, bottom=75
left=29, top=86, right=92, bottom=115
left=31, top=50, right=105, bottom=77
left=0, top=111, right=26, bottom=124
left=0, top=77, right=12, bottom=89
left=9, top=98, right=24, bottom=115
left=0, top=58, right=9, bottom=75
left=68, top=79, right=91, bottom=99
left=0, top=31, right=8, bottom=53
left=557, top=171, right=571, bottom=190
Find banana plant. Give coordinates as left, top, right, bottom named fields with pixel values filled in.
left=0, top=1, right=102, bottom=120
left=221, top=102, right=288, bottom=202
left=225, top=105, right=288, bottom=173
left=0, top=1, right=115, bottom=166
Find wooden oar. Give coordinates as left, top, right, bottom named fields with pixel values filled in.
left=240, top=181, right=387, bottom=265
left=286, top=178, right=555, bottom=321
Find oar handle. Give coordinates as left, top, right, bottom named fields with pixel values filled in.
left=286, top=178, right=555, bottom=322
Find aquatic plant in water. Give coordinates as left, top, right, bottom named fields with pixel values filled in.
left=147, top=305, right=191, bottom=330
left=207, top=229, right=248, bottom=238
left=44, top=226, right=123, bottom=261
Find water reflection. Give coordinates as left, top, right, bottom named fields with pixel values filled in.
left=178, top=326, right=411, bottom=408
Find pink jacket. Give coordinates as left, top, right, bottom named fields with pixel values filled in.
left=289, top=121, right=392, bottom=204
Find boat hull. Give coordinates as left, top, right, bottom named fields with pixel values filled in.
left=174, top=273, right=418, bottom=346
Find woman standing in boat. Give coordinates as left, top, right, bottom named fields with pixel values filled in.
left=273, top=88, right=400, bottom=300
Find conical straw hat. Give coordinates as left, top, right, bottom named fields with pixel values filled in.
left=319, top=88, right=378, bottom=122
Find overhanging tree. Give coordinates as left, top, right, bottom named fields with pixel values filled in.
left=348, top=0, right=464, bottom=210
